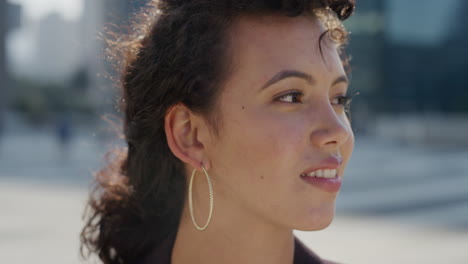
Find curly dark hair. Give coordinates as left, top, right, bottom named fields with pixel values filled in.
left=80, top=0, right=355, bottom=263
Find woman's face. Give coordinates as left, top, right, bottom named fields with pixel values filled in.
left=206, top=15, right=354, bottom=231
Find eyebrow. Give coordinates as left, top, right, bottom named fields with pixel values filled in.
left=261, top=69, right=348, bottom=90
left=332, top=75, right=349, bottom=86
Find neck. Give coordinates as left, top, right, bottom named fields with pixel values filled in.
left=171, top=198, right=295, bottom=264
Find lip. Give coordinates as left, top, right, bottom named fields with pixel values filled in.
left=301, top=156, right=343, bottom=175
left=300, top=175, right=342, bottom=192
left=300, top=156, right=343, bottom=193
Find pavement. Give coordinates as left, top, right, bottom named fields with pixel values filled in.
left=1, top=127, right=467, bottom=263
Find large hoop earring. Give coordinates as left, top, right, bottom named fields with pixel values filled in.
left=188, top=164, right=214, bottom=231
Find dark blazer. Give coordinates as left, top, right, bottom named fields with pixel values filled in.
left=139, top=235, right=338, bottom=264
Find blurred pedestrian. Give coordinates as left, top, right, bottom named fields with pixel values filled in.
left=81, top=1, right=356, bottom=263
left=0, top=115, right=3, bottom=152
left=55, top=112, right=72, bottom=160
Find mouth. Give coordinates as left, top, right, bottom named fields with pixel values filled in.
left=300, top=172, right=342, bottom=193
left=300, top=168, right=338, bottom=179
left=299, top=156, right=343, bottom=192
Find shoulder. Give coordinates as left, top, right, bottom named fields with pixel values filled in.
left=138, top=235, right=174, bottom=264
left=294, top=237, right=342, bottom=264
left=140, top=235, right=341, bottom=264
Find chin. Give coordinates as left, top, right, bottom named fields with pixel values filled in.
left=293, top=206, right=336, bottom=231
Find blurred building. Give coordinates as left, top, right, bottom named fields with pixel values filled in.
left=14, top=0, right=151, bottom=115
left=0, top=0, right=6, bottom=133
left=346, top=0, right=468, bottom=114
left=6, top=1, right=21, bottom=30
left=1, top=1, right=22, bottom=132
left=33, top=13, right=82, bottom=82
left=81, top=0, right=149, bottom=110
left=342, top=0, right=385, bottom=132
left=103, top=0, right=148, bottom=25
left=81, top=0, right=106, bottom=106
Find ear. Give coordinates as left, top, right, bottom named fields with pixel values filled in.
left=164, top=104, right=211, bottom=171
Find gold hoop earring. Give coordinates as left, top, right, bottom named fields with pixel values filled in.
left=188, top=164, right=213, bottom=231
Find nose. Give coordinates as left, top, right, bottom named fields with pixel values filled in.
left=309, top=102, right=352, bottom=149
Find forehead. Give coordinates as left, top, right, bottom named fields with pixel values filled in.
left=225, top=14, right=343, bottom=86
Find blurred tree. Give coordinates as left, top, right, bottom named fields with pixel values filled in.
left=70, top=66, right=89, bottom=93
left=12, top=76, right=96, bottom=125
left=12, top=78, right=50, bottom=124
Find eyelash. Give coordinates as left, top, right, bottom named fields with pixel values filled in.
left=276, top=91, right=303, bottom=103
left=335, top=95, right=353, bottom=113
left=275, top=91, right=355, bottom=112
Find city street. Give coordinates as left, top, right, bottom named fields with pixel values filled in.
left=1, top=127, right=467, bottom=263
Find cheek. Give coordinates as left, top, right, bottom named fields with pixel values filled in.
left=215, top=108, right=308, bottom=214
left=229, top=109, right=304, bottom=169
left=212, top=106, right=306, bottom=194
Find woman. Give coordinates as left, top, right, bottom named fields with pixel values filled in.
left=81, top=0, right=356, bottom=263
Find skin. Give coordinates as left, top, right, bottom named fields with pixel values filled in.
left=165, top=14, right=354, bottom=264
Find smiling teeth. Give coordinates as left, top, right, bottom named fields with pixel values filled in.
left=301, top=169, right=337, bottom=179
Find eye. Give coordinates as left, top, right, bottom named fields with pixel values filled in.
left=275, top=91, right=304, bottom=103
left=331, top=92, right=359, bottom=115
left=331, top=95, right=353, bottom=112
